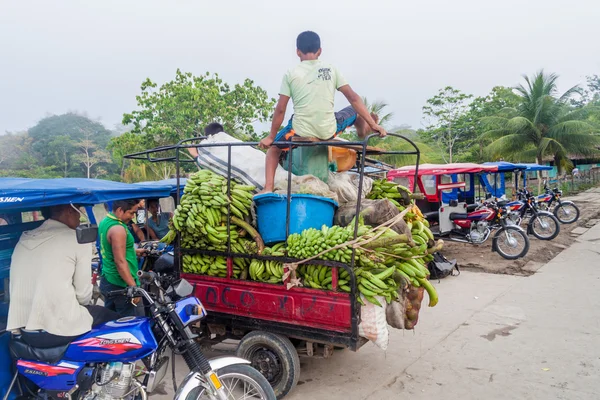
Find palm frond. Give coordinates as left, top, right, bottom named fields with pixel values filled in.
left=558, top=84, right=583, bottom=103
left=485, top=134, right=535, bottom=159
left=479, top=116, right=509, bottom=129
left=479, top=128, right=513, bottom=141
left=558, top=106, right=600, bottom=123
left=547, top=120, right=596, bottom=141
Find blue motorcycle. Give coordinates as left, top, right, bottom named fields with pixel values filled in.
left=6, top=271, right=275, bottom=400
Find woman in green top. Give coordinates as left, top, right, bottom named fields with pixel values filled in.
left=99, top=199, right=147, bottom=317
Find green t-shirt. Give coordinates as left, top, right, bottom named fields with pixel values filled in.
left=279, top=60, right=348, bottom=140
left=99, top=213, right=140, bottom=287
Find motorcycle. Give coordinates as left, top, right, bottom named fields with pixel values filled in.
left=428, top=199, right=530, bottom=260
left=505, top=188, right=561, bottom=241
left=536, top=180, right=580, bottom=224
left=7, top=271, right=276, bottom=400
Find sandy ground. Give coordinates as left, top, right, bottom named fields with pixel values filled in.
left=441, top=187, right=600, bottom=275
left=152, top=219, right=600, bottom=399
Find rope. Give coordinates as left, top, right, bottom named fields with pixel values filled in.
left=283, top=205, right=414, bottom=271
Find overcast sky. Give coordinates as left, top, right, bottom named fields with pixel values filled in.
left=1, top=0, right=599, bottom=135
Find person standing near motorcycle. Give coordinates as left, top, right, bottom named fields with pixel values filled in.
left=7, top=204, right=118, bottom=347
left=99, top=199, right=148, bottom=317
left=146, top=198, right=172, bottom=240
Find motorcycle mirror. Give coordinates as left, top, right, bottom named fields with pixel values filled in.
left=169, top=279, right=194, bottom=298
left=76, top=224, right=98, bottom=244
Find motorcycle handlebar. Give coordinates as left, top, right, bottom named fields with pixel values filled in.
left=105, top=285, right=155, bottom=305
left=138, top=270, right=157, bottom=283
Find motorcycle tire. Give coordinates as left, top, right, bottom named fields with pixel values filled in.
left=553, top=203, right=580, bottom=224
left=185, top=364, right=276, bottom=400
left=493, top=226, right=530, bottom=260
left=529, top=214, right=560, bottom=241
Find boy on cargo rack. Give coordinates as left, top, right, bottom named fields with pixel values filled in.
left=259, top=30, right=387, bottom=193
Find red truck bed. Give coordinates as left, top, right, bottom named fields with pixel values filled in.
left=183, top=273, right=352, bottom=334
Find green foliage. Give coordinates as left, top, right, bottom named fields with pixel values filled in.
left=421, top=86, right=473, bottom=163
left=28, top=113, right=113, bottom=175
left=481, top=70, right=600, bottom=173
left=122, top=69, right=275, bottom=147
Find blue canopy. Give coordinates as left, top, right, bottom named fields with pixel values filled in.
left=0, top=178, right=173, bottom=212
left=483, top=162, right=528, bottom=172
left=135, top=178, right=187, bottom=195
left=520, top=163, right=553, bottom=171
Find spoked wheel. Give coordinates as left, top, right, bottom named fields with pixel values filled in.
left=554, top=203, right=580, bottom=224
left=236, top=331, right=300, bottom=399
left=185, top=364, right=276, bottom=400
left=529, top=214, right=560, bottom=240
left=493, top=226, right=530, bottom=260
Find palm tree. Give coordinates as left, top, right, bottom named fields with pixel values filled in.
left=362, top=97, right=395, bottom=127
left=482, top=70, right=600, bottom=186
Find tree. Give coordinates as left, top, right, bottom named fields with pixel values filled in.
left=362, top=97, right=394, bottom=127
left=570, top=75, right=600, bottom=107
left=122, top=69, right=275, bottom=147
left=482, top=70, right=600, bottom=186
left=71, top=130, right=111, bottom=178
left=107, top=132, right=178, bottom=182
left=28, top=113, right=114, bottom=176
left=459, top=86, right=522, bottom=162
left=48, top=135, right=75, bottom=177
left=421, top=87, right=473, bottom=163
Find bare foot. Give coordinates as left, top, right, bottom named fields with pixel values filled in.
left=355, top=112, right=380, bottom=138
left=256, top=187, right=274, bottom=195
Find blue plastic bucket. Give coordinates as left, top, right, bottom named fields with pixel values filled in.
left=253, top=193, right=338, bottom=244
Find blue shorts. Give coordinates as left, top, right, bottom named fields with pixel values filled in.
left=274, top=106, right=357, bottom=143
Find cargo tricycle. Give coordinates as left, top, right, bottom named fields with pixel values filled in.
left=123, top=134, right=422, bottom=398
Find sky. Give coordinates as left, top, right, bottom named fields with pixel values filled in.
left=0, top=0, right=599, bottom=135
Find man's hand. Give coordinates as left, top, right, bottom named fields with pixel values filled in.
left=132, top=297, right=141, bottom=305
left=259, top=136, right=274, bottom=150
left=371, top=124, right=388, bottom=138
left=135, top=248, right=148, bottom=258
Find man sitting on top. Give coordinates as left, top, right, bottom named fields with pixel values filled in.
left=258, top=31, right=387, bottom=193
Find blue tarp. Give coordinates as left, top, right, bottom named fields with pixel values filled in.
left=0, top=178, right=173, bottom=212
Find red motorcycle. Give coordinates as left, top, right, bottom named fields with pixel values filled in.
left=428, top=199, right=530, bottom=260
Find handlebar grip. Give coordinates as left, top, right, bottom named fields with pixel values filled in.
left=106, top=289, right=126, bottom=299
left=137, top=270, right=157, bottom=282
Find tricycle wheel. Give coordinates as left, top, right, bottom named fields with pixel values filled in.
left=236, top=331, right=300, bottom=399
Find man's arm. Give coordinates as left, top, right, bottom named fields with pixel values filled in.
left=338, top=85, right=387, bottom=138
left=107, top=226, right=137, bottom=287
left=72, top=242, right=93, bottom=305
left=131, top=223, right=145, bottom=242
left=147, top=225, right=158, bottom=240
left=259, top=95, right=290, bottom=149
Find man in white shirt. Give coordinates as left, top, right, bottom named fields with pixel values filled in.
left=7, top=204, right=117, bottom=347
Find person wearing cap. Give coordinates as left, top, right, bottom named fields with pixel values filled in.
left=7, top=204, right=118, bottom=347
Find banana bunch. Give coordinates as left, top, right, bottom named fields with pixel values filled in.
left=182, top=254, right=245, bottom=279
left=163, top=169, right=255, bottom=248
left=367, top=179, right=413, bottom=209
left=300, top=264, right=351, bottom=292
left=248, top=244, right=286, bottom=283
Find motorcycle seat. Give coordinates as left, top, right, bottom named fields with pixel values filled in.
left=423, top=211, right=439, bottom=222
left=466, top=204, right=478, bottom=212
left=497, top=200, right=507, bottom=207
left=449, top=212, right=468, bottom=220
left=9, top=333, right=73, bottom=364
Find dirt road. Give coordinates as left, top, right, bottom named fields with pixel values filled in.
left=441, top=188, right=600, bottom=275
